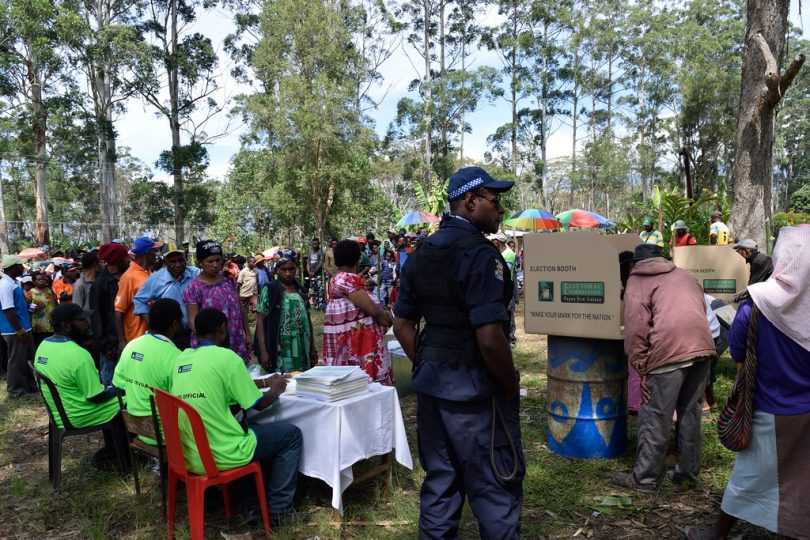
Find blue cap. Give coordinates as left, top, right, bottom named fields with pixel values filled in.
left=447, top=166, right=514, bottom=201
left=130, top=236, right=163, bottom=255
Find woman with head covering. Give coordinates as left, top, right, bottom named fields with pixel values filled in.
left=182, top=240, right=251, bottom=362
left=255, top=248, right=317, bottom=373
left=685, top=225, right=810, bottom=539
left=323, top=240, right=394, bottom=385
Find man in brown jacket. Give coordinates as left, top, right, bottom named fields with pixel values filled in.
left=614, top=244, right=716, bottom=493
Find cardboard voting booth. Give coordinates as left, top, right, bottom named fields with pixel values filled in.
left=672, top=245, right=749, bottom=304
left=523, top=232, right=640, bottom=339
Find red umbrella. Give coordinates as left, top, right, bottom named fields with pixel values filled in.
left=18, top=247, right=46, bottom=258
left=556, top=209, right=612, bottom=229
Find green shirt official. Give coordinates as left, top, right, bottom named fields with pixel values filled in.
left=114, top=331, right=181, bottom=443
left=34, top=337, right=119, bottom=429
left=170, top=344, right=263, bottom=475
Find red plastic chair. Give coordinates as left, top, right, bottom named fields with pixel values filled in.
left=151, top=388, right=271, bottom=539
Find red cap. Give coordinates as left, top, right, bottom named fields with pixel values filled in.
left=98, top=243, right=129, bottom=265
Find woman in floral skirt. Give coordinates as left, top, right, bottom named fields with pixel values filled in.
left=323, top=240, right=394, bottom=385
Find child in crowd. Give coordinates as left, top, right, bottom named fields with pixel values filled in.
left=378, top=251, right=396, bottom=305
left=26, top=271, right=57, bottom=348
left=387, top=277, right=400, bottom=311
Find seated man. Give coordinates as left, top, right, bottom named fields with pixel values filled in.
left=170, top=308, right=304, bottom=527
left=113, top=298, right=183, bottom=443
left=34, top=304, right=129, bottom=469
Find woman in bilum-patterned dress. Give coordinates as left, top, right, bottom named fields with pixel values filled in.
left=182, top=240, right=252, bottom=362
left=323, top=240, right=394, bottom=386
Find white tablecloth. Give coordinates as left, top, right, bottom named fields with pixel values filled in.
left=248, top=383, right=413, bottom=514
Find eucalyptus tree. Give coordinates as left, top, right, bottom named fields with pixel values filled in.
left=0, top=0, right=73, bottom=245
left=242, top=0, right=377, bottom=239
left=129, top=0, right=220, bottom=244
left=481, top=0, right=534, bottom=178
left=61, top=0, right=143, bottom=242
left=728, top=0, right=804, bottom=246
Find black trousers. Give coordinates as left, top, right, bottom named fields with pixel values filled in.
left=416, top=392, right=525, bottom=540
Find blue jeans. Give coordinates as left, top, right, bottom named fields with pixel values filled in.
left=378, top=281, right=393, bottom=305
left=249, top=420, right=302, bottom=513
left=99, top=353, right=117, bottom=386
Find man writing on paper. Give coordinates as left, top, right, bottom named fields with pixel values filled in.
left=170, top=308, right=305, bottom=528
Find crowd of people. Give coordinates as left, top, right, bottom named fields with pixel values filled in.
left=0, top=165, right=807, bottom=538
left=1, top=221, right=518, bottom=528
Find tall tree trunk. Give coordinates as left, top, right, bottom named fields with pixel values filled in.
left=422, top=0, right=432, bottom=193
left=438, top=0, right=447, bottom=164
left=169, top=0, right=185, bottom=244
left=510, top=4, right=518, bottom=177
left=28, top=56, right=49, bottom=246
left=459, top=41, right=466, bottom=164
left=538, top=21, right=549, bottom=208
left=99, top=126, right=118, bottom=242
left=0, top=165, right=8, bottom=254
left=606, top=55, right=613, bottom=135
left=729, top=1, right=804, bottom=246
left=95, top=0, right=118, bottom=243
left=570, top=83, right=578, bottom=207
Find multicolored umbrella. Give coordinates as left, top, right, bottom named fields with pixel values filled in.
left=18, top=247, right=46, bottom=258
left=396, top=210, right=440, bottom=227
left=503, top=209, right=559, bottom=231
left=556, top=209, right=612, bottom=229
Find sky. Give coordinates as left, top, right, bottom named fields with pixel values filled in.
left=116, top=1, right=810, bottom=183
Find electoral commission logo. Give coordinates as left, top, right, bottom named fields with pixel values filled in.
left=538, top=281, right=605, bottom=304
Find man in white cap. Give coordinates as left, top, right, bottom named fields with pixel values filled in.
left=0, top=255, right=35, bottom=397
left=672, top=220, right=696, bottom=248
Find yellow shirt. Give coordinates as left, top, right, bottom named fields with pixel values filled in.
left=639, top=229, right=664, bottom=247
left=709, top=222, right=730, bottom=245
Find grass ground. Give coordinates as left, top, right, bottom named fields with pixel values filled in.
left=0, top=311, right=772, bottom=539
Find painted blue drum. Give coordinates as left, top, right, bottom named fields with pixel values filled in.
left=546, top=335, right=627, bottom=458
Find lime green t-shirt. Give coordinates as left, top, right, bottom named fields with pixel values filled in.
left=34, top=337, right=119, bottom=429
left=170, top=345, right=262, bottom=475
left=501, top=246, right=516, bottom=278
left=113, top=332, right=181, bottom=443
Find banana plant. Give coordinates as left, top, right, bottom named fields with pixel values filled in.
left=416, top=176, right=449, bottom=217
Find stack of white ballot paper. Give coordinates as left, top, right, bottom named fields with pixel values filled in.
left=293, top=366, right=369, bottom=402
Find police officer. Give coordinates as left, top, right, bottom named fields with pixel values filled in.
left=393, top=166, right=525, bottom=539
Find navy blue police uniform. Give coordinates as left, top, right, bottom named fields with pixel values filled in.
left=395, top=211, right=525, bottom=540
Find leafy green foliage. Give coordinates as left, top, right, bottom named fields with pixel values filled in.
left=618, top=185, right=723, bottom=252
left=789, top=184, right=810, bottom=215
left=239, top=0, right=377, bottom=238
left=771, top=211, right=810, bottom=235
